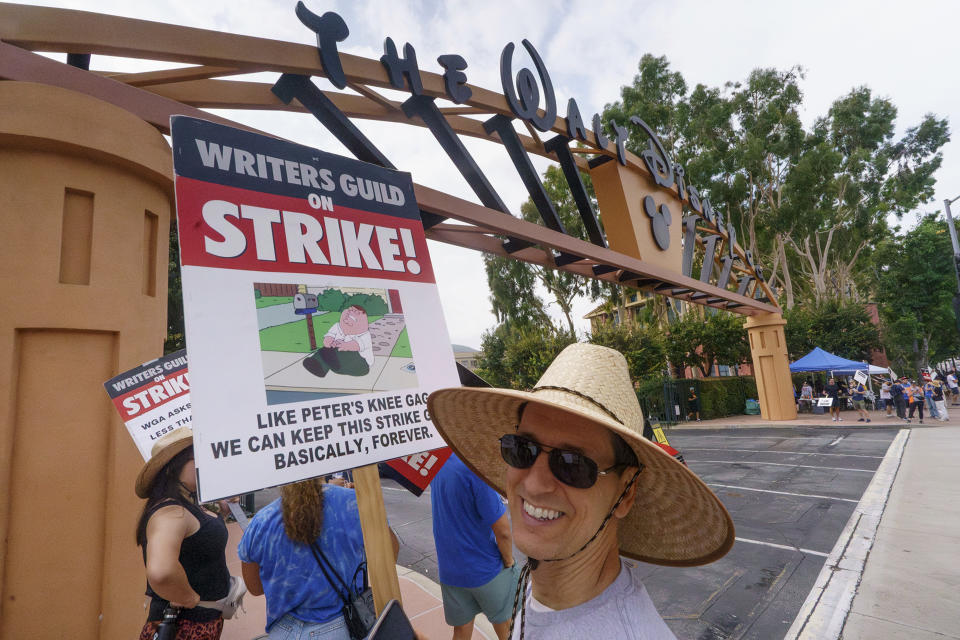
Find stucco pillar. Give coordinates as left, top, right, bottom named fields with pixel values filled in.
left=0, top=82, right=173, bottom=640
left=744, top=312, right=797, bottom=421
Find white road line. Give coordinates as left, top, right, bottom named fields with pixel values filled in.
left=827, top=436, right=846, bottom=447
left=708, top=483, right=859, bottom=503
left=784, top=429, right=910, bottom=640
left=672, top=434, right=895, bottom=442
left=682, top=447, right=882, bottom=459
left=673, top=434, right=827, bottom=439
left=735, top=536, right=829, bottom=557
left=689, top=460, right=874, bottom=473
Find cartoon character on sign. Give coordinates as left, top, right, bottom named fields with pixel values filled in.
left=302, top=305, right=375, bottom=377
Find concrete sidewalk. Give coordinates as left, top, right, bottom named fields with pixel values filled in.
left=670, top=407, right=960, bottom=638
left=839, top=423, right=960, bottom=639
left=218, top=524, right=495, bottom=640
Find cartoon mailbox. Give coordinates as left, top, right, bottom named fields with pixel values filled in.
left=293, top=293, right=318, bottom=314
left=294, top=292, right=320, bottom=350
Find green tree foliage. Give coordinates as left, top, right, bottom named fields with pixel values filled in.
left=316, top=288, right=347, bottom=312
left=483, top=166, right=607, bottom=334
left=483, top=254, right=551, bottom=330
left=783, top=300, right=881, bottom=361
left=665, top=309, right=749, bottom=378
left=586, top=322, right=667, bottom=379
left=601, top=56, right=950, bottom=310
left=873, top=214, right=960, bottom=371
left=782, top=89, right=949, bottom=303
left=475, top=325, right=576, bottom=390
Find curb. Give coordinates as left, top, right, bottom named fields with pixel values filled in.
left=397, top=565, right=495, bottom=640
left=668, top=421, right=941, bottom=431
left=783, top=428, right=910, bottom=639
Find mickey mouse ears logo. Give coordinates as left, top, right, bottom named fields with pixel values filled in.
left=643, top=196, right=672, bottom=250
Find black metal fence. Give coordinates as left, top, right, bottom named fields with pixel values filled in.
left=636, top=375, right=759, bottom=426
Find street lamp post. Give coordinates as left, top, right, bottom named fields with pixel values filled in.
left=945, top=195, right=960, bottom=335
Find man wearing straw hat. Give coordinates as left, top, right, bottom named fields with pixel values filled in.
left=428, top=343, right=734, bottom=639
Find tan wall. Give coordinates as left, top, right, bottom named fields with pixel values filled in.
left=0, top=82, right=173, bottom=640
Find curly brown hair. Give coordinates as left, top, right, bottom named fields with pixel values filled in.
left=280, top=478, right=325, bottom=545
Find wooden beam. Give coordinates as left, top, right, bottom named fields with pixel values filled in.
left=0, top=4, right=650, bottom=174
left=101, top=64, right=244, bottom=87
left=416, top=183, right=779, bottom=315
left=0, top=41, right=267, bottom=136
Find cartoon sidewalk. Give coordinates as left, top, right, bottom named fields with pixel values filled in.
left=259, top=312, right=417, bottom=405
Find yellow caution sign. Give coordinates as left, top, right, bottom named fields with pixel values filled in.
left=650, top=422, right=669, bottom=445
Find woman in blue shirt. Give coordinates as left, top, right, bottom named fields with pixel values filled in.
left=239, top=478, right=398, bottom=639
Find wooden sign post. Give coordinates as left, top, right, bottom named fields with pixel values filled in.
left=353, top=464, right=403, bottom=612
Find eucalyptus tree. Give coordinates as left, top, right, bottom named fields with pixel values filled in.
left=780, top=88, right=949, bottom=303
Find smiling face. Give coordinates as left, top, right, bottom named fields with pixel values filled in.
left=505, top=403, right=637, bottom=562
left=339, top=306, right=369, bottom=336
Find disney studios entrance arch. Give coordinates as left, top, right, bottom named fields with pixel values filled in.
left=0, top=3, right=795, bottom=638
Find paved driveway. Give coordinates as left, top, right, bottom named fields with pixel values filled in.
left=648, top=427, right=900, bottom=639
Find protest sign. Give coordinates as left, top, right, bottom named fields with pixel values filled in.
left=854, top=370, right=868, bottom=385
left=382, top=447, right=453, bottom=497
left=817, top=397, right=834, bottom=407
left=171, top=116, right=459, bottom=501
left=103, top=350, right=191, bottom=460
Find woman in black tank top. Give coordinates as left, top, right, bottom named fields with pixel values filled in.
left=134, top=429, right=230, bottom=639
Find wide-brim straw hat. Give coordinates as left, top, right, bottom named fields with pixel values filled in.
left=135, top=428, right=194, bottom=498
left=428, top=343, right=734, bottom=567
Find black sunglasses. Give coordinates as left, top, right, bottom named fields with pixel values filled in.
left=499, top=434, right=626, bottom=489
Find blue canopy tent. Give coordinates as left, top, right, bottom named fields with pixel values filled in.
left=789, top=347, right=868, bottom=373
left=790, top=347, right=876, bottom=410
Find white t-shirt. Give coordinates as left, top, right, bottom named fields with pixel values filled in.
left=324, top=323, right=374, bottom=366
left=948, top=374, right=957, bottom=389
left=880, top=382, right=891, bottom=399
left=510, top=559, right=676, bottom=639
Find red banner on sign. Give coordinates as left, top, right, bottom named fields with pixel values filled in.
left=383, top=447, right=453, bottom=496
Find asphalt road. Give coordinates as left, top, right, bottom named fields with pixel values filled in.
left=381, top=426, right=903, bottom=640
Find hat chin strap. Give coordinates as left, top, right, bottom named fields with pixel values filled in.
left=178, top=481, right=198, bottom=505
left=509, top=467, right=642, bottom=640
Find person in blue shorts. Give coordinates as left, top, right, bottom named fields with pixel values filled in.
left=431, top=453, right=518, bottom=639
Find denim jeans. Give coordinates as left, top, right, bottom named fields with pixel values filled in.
left=267, top=613, right=350, bottom=640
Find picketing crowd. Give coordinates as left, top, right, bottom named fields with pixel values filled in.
left=133, top=344, right=721, bottom=639
left=797, top=369, right=959, bottom=424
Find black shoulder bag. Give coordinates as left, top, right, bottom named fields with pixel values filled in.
left=309, top=542, right=377, bottom=640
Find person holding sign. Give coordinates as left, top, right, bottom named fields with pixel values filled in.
left=428, top=344, right=734, bottom=640
left=851, top=379, right=871, bottom=422
left=303, top=305, right=375, bottom=378
left=135, top=428, right=234, bottom=640
left=238, top=477, right=399, bottom=639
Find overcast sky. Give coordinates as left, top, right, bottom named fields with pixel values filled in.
left=19, top=0, right=960, bottom=348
